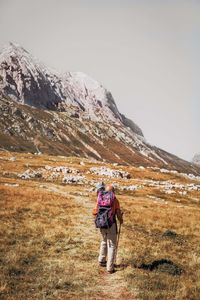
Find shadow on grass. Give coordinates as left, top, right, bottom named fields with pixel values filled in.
left=114, top=263, right=129, bottom=272
left=137, top=259, right=183, bottom=276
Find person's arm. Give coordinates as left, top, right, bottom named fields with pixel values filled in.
left=115, top=198, right=123, bottom=224
left=116, top=208, right=123, bottom=224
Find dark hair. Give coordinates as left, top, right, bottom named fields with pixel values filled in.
left=97, top=186, right=105, bottom=194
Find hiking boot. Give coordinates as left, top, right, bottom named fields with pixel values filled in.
left=99, top=261, right=106, bottom=267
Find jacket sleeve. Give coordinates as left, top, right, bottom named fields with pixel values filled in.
left=92, top=202, right=98, bottom=215
left=115, top=197, right=123, bottom=222
left=114, top=197, right=120, bottom=212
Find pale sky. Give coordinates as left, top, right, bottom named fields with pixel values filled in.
left=0, top=0, right=200, bottom=161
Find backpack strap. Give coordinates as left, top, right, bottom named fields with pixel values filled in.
left=97, top=191, right=103, bottom=206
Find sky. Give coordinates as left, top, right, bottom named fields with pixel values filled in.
left=0, top=0, right=199, bottom=161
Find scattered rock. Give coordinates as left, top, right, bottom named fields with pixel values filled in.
left=2, top=171, right=10, bottom=176
left=149, top=167, right=200, bottom=182
left=63, top=175, right=85, bottom=184
left=9, top=156, right=16, bottom=161
left=139, top=166, right=145, bottom=170
left=165, top=190, right=176, bottom=194
left=49, top=172, right=60, bottom=180
left=34, top=151, right=42, bottom=155
left=178, top=191, right=187, bottom=196
left=90, top=166, right=131, bottom=179
left=120, top=185, right=141, bottom=191
left=160, top=168, right=170, bottom=174
left=18, top=169, right=42, bottom=179
left=143, top=179, right=200, bottom=192
left=45, top=165, right=80, bottom=174
left=4, top=183, right=19, bottom=187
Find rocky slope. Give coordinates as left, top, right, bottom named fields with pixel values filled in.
left=0, top=42, right=141, bottom=132
left=192, top=153, right=200, bottom=166
left=0, top=42, right=199, bottom=175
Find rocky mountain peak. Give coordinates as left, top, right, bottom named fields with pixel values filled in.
left=0, top=42, right=129, bottom=127
left=0, top=42, right=46, bottom=75
left=0, top=42, right=200, bottom=175
left=1, top=42, right=27, bottom=57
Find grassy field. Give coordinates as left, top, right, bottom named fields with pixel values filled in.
left=0, top=151, right=200, bottom=299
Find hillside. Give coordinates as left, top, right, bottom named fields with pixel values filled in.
left=0, top=151, right=200, bottom=299
left=192, top=153, right=200, bottom=166
left=0, top=43, right=200, bottom=175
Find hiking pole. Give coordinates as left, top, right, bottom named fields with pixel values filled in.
left=114, top=211, right=123, bottom=266
left=114, top=223, right=121, bottom=266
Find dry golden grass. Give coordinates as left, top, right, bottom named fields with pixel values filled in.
left=119, top=194, right=200, bottom=300
left=0, top=184, right=103, bottom=300
left=0, top=151, right=200, bottom=299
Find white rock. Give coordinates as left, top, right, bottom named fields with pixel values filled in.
left=139, top=166, right=145, bottom=170
left=18, top=169, right=42, bottom=179
left=90, top=166, right=130, bottom=179
left=4, top=183, right=19, bottom=187
left=178, top=191, right=187, bottom=196
left=45, top=165, right=80, bottom=174
left=63, top=175, right=85, bottom=184
left=9, top=157, right=16, bottom=161
left=121, top=185, right=139, bottom=191
left=165, top=190, right=176, bottom=194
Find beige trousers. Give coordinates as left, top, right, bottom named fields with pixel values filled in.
left=98, top=223, right=117, bottom=271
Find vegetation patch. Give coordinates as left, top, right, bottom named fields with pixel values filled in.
left=0, top=151, right=200, bottom=299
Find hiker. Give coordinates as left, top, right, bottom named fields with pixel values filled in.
left=93, top=183, right=123, bottom=273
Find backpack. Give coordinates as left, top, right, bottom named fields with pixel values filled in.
left=95, top=191, right=115, bottom=229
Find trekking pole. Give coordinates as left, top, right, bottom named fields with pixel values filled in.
left=114, top=211, right=123, bottom=266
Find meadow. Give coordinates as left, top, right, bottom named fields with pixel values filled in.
left=0, top=151, right=199, bottom=299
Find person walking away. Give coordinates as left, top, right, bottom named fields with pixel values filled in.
left=93, top=184, right=123, bottom=273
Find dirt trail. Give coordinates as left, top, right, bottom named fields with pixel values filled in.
left=39, top=182, right=135, bottom=299
left=98, top=270, right=135, bottom=300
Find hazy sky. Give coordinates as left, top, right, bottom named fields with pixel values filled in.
left=0, top=0, right=200, bottom=161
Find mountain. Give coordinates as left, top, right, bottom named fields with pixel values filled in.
left=0, top=42, right=199, bottom=175
left=192, top=153, right=200, bottom=166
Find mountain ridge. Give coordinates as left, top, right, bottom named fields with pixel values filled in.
left=0, top=42, right=199, bottom=175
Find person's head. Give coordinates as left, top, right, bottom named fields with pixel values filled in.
left=105, top=184, right=114, bottom=192
left=96, top=182, right=105, bottom=193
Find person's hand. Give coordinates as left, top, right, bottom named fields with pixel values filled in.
left=119, top=218, right=123, bottom=225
